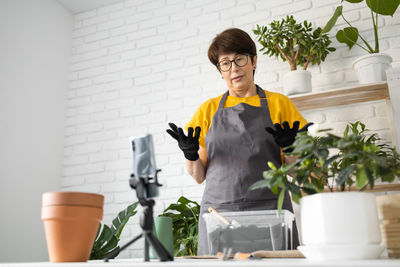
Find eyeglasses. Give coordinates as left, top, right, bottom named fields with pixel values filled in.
left=217, top=54, right=250, bottom=72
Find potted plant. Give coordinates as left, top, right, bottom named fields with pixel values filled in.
left=322, top=0, right=399, bottom=83
left=160, top=196, right=200, bottom=256
left=253, top=15, right=336, bottom=95
left=250, top=121, right=400, bottom=260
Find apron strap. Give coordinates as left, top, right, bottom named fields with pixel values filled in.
left=256, top=85, right=269, bottom=113
left=218, top=91, right=229, bottom=109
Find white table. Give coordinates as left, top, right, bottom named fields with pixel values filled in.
left=1, top=258, right=400, bottom=267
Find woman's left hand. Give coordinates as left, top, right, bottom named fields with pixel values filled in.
left=265, top=121, right=313, bottom=151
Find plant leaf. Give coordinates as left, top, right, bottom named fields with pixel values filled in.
left=322, top=6, right=343, bottom=33
left=381, top=171, right=395, bottom=183
left=323, top=155, right=340, bottom=168
left=268, top=185, right=278, bottom=195
left=277, top=187, right=286, bottom=213
left=268, top=161, right=277, bottom=170
left=249, top=179, right=269, bottom=190
left=336, top=27, right=359, bottom=49
left=367, top=0, right=400, bottom=16
left=364, top=165, right=375, bottom=189
left=111, top=202, right=139, bottom=239
left=291, top=193, right=302, bottom=204
left=286, top=182, right=301, bottom=195
left=301, top=186, right=318, bottom=195
left=336, top=165, right=357, bottom=186
left=90, top=224, right=117, bottom=260
left=356, top=166, right=368, bottom=189
left=90, top=202, right=139, bottom=260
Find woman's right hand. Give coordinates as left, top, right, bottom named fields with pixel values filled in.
left=166, top=122, right=201, bottom=161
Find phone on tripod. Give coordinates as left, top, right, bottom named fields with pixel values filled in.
left=131, top=134, right=156, bottom=177
left=104, top=134, right=173, bottom=262
left=130, top=134, right=161, bottom=199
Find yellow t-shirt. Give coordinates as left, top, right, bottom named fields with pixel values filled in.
left=185, top=90, right=308, bottom=149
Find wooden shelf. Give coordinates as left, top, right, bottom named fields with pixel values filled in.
left=324, top=184, right=400, bottom=193
left=289, top=82, right=389, bottom=111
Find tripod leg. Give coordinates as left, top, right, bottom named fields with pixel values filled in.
left=104, top=233, right=143, bottom=262
left=144, top=237, right=149, bottom=261
left=145, top=232, right=174, bottom=261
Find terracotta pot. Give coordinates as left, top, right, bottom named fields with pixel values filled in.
left=376, top=194, right=400, bottom=259
left=41, top=192, right=104, bottom=262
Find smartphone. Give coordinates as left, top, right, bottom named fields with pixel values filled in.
left=130, top=134, right=157, bottom=179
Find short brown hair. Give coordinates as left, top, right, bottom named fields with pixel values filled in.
left=208, top=28, right=257, bottom=67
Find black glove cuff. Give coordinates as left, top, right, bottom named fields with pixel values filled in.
left=282, top=147, right=294, bottom=153
left=184, top=152, right=199, bottom=161
left=275, top=136, right=296, bottom=148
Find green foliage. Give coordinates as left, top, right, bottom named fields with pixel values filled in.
left=90, top=202, right=139, bottom=260
left=253, top=15, right=336, bottom=71
left=250, top=121, right=400, bottom=212
left=160, top=196, right=200, bottom=256
left=323, top=0, right=400, bottom=53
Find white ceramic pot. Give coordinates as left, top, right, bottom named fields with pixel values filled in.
left=282, top=69, right=312, bottom=96
left=298, top=192, right=384, bottom=260
left=352, top=53, right=392, bottom=84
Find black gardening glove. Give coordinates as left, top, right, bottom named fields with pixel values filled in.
left=166, top=122, right=201, bottom=161
left=265, top=121, right=313, bottom=152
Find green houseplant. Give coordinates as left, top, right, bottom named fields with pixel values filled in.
left=251, top=121, right=400, bottom=210
left=323, top=0, right=399, bottom=83
left=160, top=196, right=200, bottom=256
left=250, top=121, right=400, bottom=260
left=253, top=15, right=336, bottom=95
left=90, top=202, right=139, bottom=260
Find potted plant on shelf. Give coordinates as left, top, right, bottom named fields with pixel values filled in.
left=253, top=15, right=336, bottom=96
left=250, top=121, right=400, bottom=260
left=322, top=0, right=399, bottom=84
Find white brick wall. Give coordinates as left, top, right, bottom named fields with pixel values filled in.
left=62, top=0, right=400, bottom=257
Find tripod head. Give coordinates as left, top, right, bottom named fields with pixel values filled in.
left=129, top=169, right=162, bottom=206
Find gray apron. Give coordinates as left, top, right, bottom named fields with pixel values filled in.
left=198, top=85, right=299, bottom=255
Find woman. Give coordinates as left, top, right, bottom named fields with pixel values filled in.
left=166, top=28, right=311, bottom=255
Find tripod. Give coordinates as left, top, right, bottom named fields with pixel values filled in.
left=104, top=170, right=174, bottom=262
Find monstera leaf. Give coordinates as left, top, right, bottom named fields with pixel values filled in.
left=336, top=27, right=359, bottom=49
left=90, top=224, right=119, bottom=260
left=367, top=0, right=400, bottom=16
left=110, top=202, right=139, bottom=239
left=90, top=202, right=139, bottom=260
